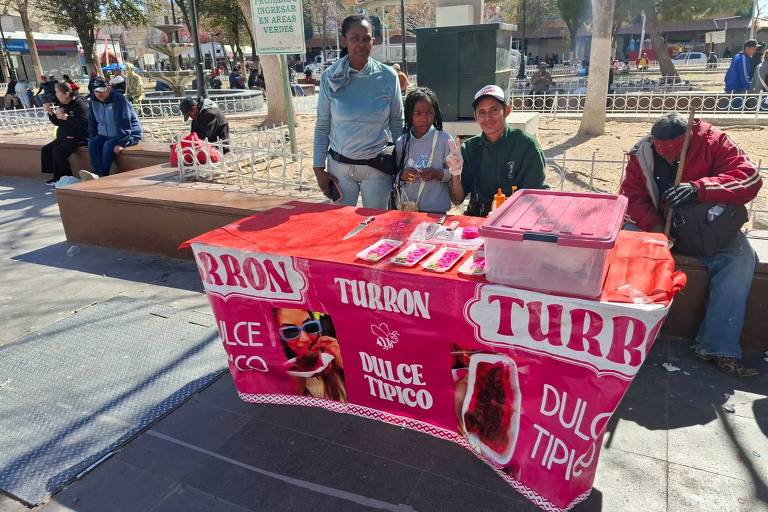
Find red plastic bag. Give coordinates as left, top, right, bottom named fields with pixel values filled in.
left=170, top=132, right=222, bottom=166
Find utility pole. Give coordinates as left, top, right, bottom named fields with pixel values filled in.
left=639, top=10, right=646, bottom=55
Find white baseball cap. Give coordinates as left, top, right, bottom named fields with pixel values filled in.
left=473, top=85, right=506, bottom=108
left=110, top=75, right=125, bottom=85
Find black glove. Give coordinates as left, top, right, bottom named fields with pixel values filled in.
left=663, top=183, right=698, bottom=208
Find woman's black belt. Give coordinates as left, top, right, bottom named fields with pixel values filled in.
left=328, top=148, right=375, bottom=166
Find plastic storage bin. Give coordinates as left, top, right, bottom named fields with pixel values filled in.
left=479, top=190, right=628, bottom=298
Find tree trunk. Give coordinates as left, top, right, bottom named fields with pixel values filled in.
left=0, top=41, right=10, bottom=81
left=241, top=8, right=258, bottom=61
left=261, top=55, right=292, bottom=126
left=239, top=0, right=294, bottom=127
left=175, top=0, right=192, bottom=33
left=19, top=7, right=43, bottom=80
left=568, top=28, right=578, bottom=55
left=78, top=32, right=99, bottom=74
left=645, top=7, right=677, bottom=77
left=578, top=0, right=615, bottom=136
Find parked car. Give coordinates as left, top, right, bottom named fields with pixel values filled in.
left=672, top=52, right=708, bottom=68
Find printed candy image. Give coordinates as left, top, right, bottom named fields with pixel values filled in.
left=274, top=308, right=347, bottom=402
left=452, top=345, right=521, bottom=467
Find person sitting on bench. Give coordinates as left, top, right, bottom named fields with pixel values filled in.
left=619, top=112, right=762, bottom=377
left=80, top=78, right=143, bottom=180
left=41, top=82, right=88, bottom=184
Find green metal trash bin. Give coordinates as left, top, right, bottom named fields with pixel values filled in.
left=415, top=23, right=515, bottom=121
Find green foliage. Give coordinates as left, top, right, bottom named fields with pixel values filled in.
left=198, top=0, right=250, bottom=47
left=612, top=0, right=752, bottom=25
left=556, top=0, right=590, bottom=34
left=555, top=0, right=590, bottom=49
left=38, top=0, right=150, bottom=35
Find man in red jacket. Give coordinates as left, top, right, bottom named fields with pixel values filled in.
left=619, top=113, right=762, bottom=377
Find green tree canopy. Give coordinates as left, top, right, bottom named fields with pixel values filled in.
left=556, top=0, right=591, bottom=52
left=39, top=0, right=152, bottom=72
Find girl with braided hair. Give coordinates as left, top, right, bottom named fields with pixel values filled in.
left=395, top=87, right=461, bottom=213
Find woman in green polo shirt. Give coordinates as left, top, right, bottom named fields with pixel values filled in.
left=448, top=85, right=547, bottom=217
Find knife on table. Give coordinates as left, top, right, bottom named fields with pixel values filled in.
left=342, top=216, right=376, bottom=240
left=425, top=214, right=447, bottom=240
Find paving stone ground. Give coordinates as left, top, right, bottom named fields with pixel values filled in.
left=0, top=177, right=766, bottom=512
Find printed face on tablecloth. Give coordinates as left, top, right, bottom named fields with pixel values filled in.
left=273, top=308, right=347, bottom=403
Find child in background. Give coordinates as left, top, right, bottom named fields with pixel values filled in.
left=395, top=87, right=460, bottom=214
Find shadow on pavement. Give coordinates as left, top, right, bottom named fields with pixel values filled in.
left=11, top=241, right=203, bottom=293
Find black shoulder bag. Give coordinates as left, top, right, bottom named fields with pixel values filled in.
left=670, top=202, right=749, bottom=256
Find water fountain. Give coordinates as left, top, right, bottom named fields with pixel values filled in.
left=134, top=22, right=265, bottom=118
left=143, top=24, right=195, bottom=96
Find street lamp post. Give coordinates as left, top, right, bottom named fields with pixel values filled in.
left=517, top=0, right=526, bottom=79
left=400, top=0, right=407, bottom=73
left=187, top=0, right=208, bottom=98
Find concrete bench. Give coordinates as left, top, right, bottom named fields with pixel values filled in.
left=56, top=165, right=294, bottom=258
left=0, top=137, right=169, bottom=180
left=662, top=236, right=768, bottom=351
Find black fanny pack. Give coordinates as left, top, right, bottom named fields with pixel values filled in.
left=670, top=202, right=748, bottom=256
left=329, top=145, right=396, bottom=176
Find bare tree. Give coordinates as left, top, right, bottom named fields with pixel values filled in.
left=381, top=0, right=435, bottom=35
left=304, top=0, right=345, bottom=52
left=578, top=0, right=615, bottom=135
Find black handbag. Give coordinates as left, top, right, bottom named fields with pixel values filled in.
left=670, top=202, right=748, bottom=256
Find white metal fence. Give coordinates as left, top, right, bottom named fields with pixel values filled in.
left=0, top=91, right=273, bottom=137
left=524, top=58, right=733, bottom=77
left=133, top=91, right=265, bottom=117
left=509, top=90, right=768, bottom=119
left=509, top=76, right=698, bottom=95
left=166, top=134, right=768, bottom=233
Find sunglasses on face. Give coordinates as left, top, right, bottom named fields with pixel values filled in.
left=278, top=319, right=322, bottom=341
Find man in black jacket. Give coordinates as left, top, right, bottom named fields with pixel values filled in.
left=35, top=74, right=58, bottom=106
left=179, top=96, right=230, bottom=149
left=41, top=82, right=89, bottom=184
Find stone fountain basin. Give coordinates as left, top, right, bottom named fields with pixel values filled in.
left=135, top=89, right=265, bottom=117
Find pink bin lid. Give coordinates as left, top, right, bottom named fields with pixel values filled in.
left=479, top=190, right=628, bottom=249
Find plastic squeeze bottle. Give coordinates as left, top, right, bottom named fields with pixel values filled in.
left=492, top=188, right=507, bottom=210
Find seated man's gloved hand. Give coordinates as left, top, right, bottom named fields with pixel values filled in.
left=662, top=183, right=698, bottom=208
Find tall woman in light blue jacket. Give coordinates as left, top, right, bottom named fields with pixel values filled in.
left=313, top=15, right=404, bottom=209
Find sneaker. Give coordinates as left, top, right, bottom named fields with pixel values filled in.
left=45, top=178, right=56, bottom=185
left=78, top=170, right=100, bottom=181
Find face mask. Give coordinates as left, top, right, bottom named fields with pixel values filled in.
left=652, top=135, right=684, bottom=161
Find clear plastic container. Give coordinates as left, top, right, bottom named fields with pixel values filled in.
left=479, top=190, right=627, bottom=298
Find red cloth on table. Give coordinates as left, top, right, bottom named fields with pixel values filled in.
left=181, top=201, right=686, bottom=306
